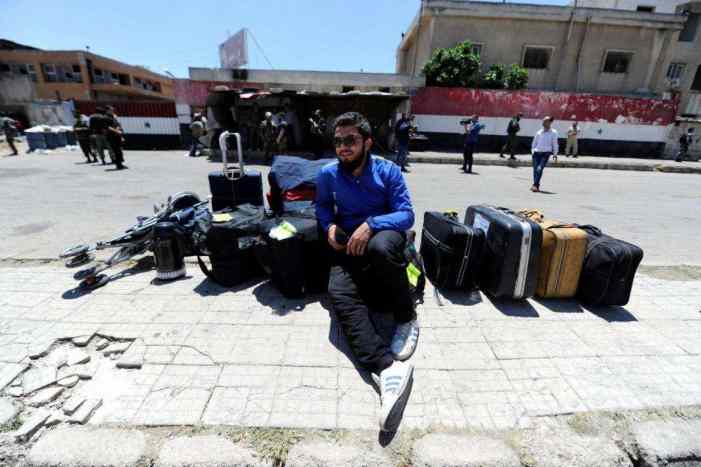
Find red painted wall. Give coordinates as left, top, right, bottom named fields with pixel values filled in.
left=411, top=87, right=678, bottom=126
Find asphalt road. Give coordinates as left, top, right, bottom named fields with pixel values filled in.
left=1, top=149, right=699, bottom=265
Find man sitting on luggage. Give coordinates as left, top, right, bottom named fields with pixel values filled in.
left=316, top=112, right=419, bottom=432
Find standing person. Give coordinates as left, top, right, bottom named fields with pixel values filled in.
left=105, top=106, right=126, bottom=170
left=316, top=112, right=418, bottom=432
left=309, top=109, right=328, bottom=157
left=276, top=112, right=289, bottom=155
left=676, top=128, right=696, bottom=163
left=499, top=114, right=522, bottom=160
left=462, top=115, right=485, bottom=174
left=394, top=113, right=411, bottom=173
left=1, top=114, right=19, bottom=156
left=260, top=112, right=278, bottom=163
left=89, top=107, right=113, bottom=164
left=73, top=110, right=96, bottom=163
left=530, top=116, right=559, bottom=192
left=188, top=113, right=206, bottom=157
left=565, top=122, right=580, bottom=158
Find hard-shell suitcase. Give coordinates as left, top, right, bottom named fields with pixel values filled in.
left=519, top=210, right=588, bottom=299
left=420, top=211, right=484, bottom=290
left=209, top=132, right=264, bottom=211
left=577, top=225, right=643, bottom=306
left=465, top=205, right=542, bottom=299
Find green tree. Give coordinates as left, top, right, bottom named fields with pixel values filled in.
left=421, top=40, right=481, bottom=87
left=505, top=64, right=529, bottom=90
left=480, top=64, right=506, bottom=89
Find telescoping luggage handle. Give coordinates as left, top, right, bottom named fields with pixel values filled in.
left=218, top=131, right=245, bottom=181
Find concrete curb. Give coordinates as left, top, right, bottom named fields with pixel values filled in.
left=408, top=155, right=701, bottom=174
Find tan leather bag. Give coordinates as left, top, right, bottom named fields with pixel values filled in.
left=519, top=210, right=588, bottom=298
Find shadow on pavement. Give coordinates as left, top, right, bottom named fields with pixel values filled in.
left=252, top=280, right=332, bottom=316
left=434, top=289, right=483, bottom=307
left=486, top=295, right=540, bottom=318
left=582, top=304, right=638, bottom=322
left=61, top=256, right=155, bottom=299
left=192, top=275, right=264, bottom=297
left=533, top=297, right=585, bottom=314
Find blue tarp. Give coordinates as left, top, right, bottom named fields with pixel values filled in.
left=270, top=155, right=335, bottom=192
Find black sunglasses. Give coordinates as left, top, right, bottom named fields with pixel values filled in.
left=333, top=135, right=362, bottom=148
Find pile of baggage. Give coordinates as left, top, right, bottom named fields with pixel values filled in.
left=421, top=206, right=644, bottom=306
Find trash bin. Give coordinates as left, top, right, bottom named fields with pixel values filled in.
left=66, top=131, right=76, bottom=145
left=26, top=132, right=47, bottom=151
left=55, top=131, right=68, bottom=147
left=45, top=132, right=59, bottom=149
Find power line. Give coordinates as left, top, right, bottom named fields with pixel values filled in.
left=245, top=28, right=275, bottom=70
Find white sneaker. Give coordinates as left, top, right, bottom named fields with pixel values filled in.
left=378, top=360, right=414, bottom=432
left=391, top=320, right=419, bottom=361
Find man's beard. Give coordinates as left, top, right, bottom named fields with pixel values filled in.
left=338, top=148, right=367, bottom=173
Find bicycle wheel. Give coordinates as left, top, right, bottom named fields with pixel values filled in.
left=60, top=244, right=91, bottom=258
left=168, top=191, right=201, bottom=213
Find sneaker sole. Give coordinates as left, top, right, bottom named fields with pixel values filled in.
left=393, top=327, right=420, bottom=361
left=381, top=365, right=414, bottom=432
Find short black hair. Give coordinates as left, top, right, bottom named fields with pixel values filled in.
left=333, top=112, right=371, bottom=139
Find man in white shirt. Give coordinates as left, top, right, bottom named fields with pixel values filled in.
left=530, top=116, right=558, bottom=192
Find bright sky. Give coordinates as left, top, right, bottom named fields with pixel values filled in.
left=1, top=0, right=569, bottom=77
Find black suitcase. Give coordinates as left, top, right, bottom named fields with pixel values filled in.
left=420, top=211, right=484, bottom=290
left=577, top=225, right=643, bottom=306
left=197, top=205, right=265, bottom=287
left=209, top=132, right=264, bottom=211
left=257, top=216, right=330, bottom=298
left=465, top=205, right=542, bottom=299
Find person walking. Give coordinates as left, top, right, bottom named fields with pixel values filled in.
left=1, top=114, right=19, bottom=156
left=676, top=128, right=696, bottom=163
left=105, top=106, right=126, bottom=170
left=73, top=110, right=96, bottom=163
left=260, top=112, right=277, bottom=163
left=89, top=107, right=113, bottom=164
left=565, top=122, right=580, bottom=158
left=309, top=109, right=328, bottom=158
left=187, top=112, right=206, bottom=157
left=394, top=113, right=411, bottom=173
left=462, top=115, right=485, bottom=174
left=276, top=111, right=289, bottom=155
left=499, top=113, right=521, bottom=160
left=530, top=116, right=559, bottom=192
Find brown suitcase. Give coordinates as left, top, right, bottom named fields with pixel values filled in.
left=519, top=210, right=588, bottom=298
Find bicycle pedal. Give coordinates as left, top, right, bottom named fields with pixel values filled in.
left=79, top=274, right=109, bottom=291
left=65, top=253, right=95, bottom=268
left=74, top=266, right=98, bottom=281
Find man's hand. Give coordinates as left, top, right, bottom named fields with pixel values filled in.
left=327, top=224, right=346, bottom=251
left=347, top=222, right=373, bottom=256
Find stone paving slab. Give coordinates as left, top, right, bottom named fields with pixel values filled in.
left=412, top=433, right=521, bottom=467
left=0, top=263, right=699, bottom=431
left=632, top=419, right=701, bottom=467
left=156, top=435, right=271, bottom=467
left=26, top=426, right=146, bottom=466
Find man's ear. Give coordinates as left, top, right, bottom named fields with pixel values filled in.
left=364, top=137, right=373, bottom=154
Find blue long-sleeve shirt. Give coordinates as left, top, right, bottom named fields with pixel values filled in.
left=465, top=122, right=485, bottom=146
left=315, top=155, right=415, bottom=235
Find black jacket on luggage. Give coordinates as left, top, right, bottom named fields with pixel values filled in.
left=465, top=205, right=542, bottom=299
left=577, top=225, right=643, bottom=306
left=420, top=211, right=484, bottom=290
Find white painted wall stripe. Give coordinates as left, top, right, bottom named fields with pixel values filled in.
left=118, top=117, right=180, bottom=135
left=413, top=114, right=671, bottom=143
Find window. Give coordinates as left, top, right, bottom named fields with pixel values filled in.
left=602, top=51, right=633, bottom=74
left=522, top=46, right=552, bottom=70
left=42, top=64, right=57, bottom=82
left=93, top=68, right=105, bottom=84
left=27, top=64, right=37, bottom=82
left=110, top=72, right=120, bottom=85
left=680, top=13, right=700, bottom=42
left=471, top=44, right=483, bottom=57
left=692, top=65, right=701, bottom=91
left=667, top=63, right=686, bottom=80
left=152, top=81, right=161, bottom=93
left=118, top=73, right=130, bottom=85
left=636, top=6, right=655, bottom=12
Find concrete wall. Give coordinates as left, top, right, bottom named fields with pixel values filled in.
left=667, top=2, right=701, bottom=116
left=397, top=1, right=686, bottom=95
left=573, top=0, right=688, bottom=14
left=0, top=74, right=36, bottom=104
left=189, top=67, right=424, bottom=93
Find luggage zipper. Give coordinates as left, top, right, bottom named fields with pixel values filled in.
left=456, top=224, right=473, bottom=288
left=423, top=229, right=451, bottom=284
left=553, top=233, right=568, bottom=294
left=514, top=218, right=532, bottom=299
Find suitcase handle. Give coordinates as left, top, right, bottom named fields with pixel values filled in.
left=218, top=131, right=245, bottom=181
left=577, top=224, right=603, bottom=236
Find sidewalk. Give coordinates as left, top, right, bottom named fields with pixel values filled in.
left=407, top=151, right=701, bottom=174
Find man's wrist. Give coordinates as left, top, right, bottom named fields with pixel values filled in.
left=365, top=218, right=375, bottom=232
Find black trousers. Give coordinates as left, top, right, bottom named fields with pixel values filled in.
left=501, top=134, right=518, bottom=158
left=462, top=144, right=475, bottom=172
left=107, top=135, right=124, bottom=167
left=5, top=134, right=17, bottom=155
left=78, top=139, right=94, bottom=160
left=328, top=230, right=416, bottom=373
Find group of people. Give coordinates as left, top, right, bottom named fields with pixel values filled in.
left=462, top=114, right=583, bottom=192
left=73, top=105, right=126, bottom=170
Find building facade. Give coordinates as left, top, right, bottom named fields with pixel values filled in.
left=397, top=1, right=687, bottom=96
left=571, top=0, right=688, bottom=14
left=0, top=40, right=174, bottom=102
